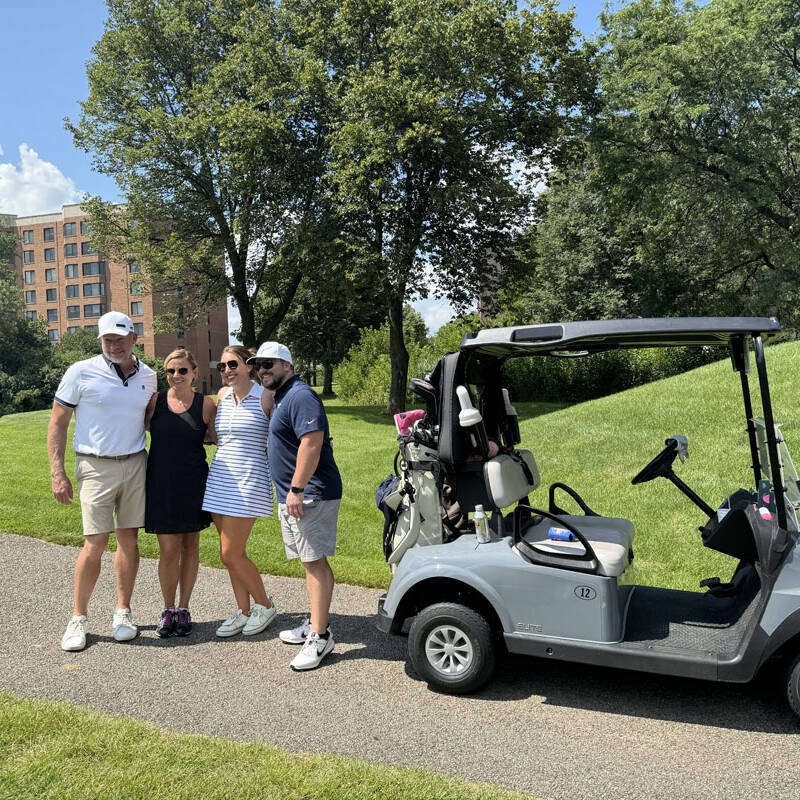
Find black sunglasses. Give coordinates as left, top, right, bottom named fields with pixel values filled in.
left=216, top=360, right=241, bottom=372
left=251, top=359, right=276, bottom=370
left=166, top=367, right=190, bottom=375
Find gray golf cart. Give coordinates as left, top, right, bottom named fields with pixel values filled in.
left=375, top=317, right=800, bottom=719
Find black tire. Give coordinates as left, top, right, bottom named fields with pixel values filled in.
left=787, top=652, right=800, bottom=720
left=408, top=602, right=495, bottom=694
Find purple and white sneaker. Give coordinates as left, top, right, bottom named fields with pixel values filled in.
left=156, top=608, right=176, bottom=638
left=175, top=608, right=192, bottom=637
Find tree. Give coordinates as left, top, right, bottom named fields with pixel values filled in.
left=0, top=232, right=51, bottom=414
left=69, top=0, right=333, bottom=345
left=275, top=257, right=388, bottom=395
left=592, top=0, right=800, bottom=321
left=286, top=0, right=595, bottom=411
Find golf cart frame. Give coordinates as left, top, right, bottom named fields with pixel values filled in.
left=376, top=317, right=800, bottom=717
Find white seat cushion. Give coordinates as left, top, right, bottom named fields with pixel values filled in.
left=522, top=515, right=635, bottom=577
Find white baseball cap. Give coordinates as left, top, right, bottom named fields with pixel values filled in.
left=97, top=311, right=135, bottom=338
left=247, top=341, right=292, bottom=365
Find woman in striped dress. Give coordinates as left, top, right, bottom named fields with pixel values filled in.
left=202, top=345, right=278, bottom=638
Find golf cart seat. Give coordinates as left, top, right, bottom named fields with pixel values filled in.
left=519, top=514, right=635, bottom=577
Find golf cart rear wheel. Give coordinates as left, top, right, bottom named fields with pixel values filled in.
left=787, top=652, right=800, bottom=720
left=408, top=602, right=495, bottom=694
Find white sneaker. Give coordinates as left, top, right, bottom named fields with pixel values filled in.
left=61, top=615, right=88, bottom=651
left=242, top=599, right=278, bottom=636
left=279, top=617, right=310, bottom=644
left=112, top=608, right=138, bottom=642
left=290, top=630, right=335, bottom=671
left=216, top=609, right=249, bottom=638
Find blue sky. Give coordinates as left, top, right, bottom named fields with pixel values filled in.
left=0, top=0, right=610, bottom=333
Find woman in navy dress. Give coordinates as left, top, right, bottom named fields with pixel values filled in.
left=201, top=345, right=277, bottom=638
left=145, top=348, right=217, bottom=637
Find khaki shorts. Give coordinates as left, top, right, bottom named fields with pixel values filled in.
left=75, top=451, right=147, bottom=535
left=279, top=499, right=340, bottom=562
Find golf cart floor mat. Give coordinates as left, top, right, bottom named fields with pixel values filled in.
left=622, top=577, right=761, bottom=658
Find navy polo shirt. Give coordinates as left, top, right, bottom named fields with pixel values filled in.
left=268, top=375, right=342, bottom=503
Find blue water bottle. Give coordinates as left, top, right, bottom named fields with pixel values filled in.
left=548, top=526, right=576, bottom=542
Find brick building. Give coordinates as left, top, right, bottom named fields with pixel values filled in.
left=1, top=203, right=229, bottom=395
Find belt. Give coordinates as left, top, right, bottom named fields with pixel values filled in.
left=78, top=450, right=144, bottom=461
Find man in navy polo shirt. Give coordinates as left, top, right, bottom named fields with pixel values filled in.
left=248, top=342, right=342, bottom=670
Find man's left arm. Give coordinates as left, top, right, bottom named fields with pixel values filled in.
left=286, top=430, right=324, bottom=518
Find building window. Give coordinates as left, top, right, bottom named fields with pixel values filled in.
left=83, top=304, right=105, bottom=318
left=26, top=310, right=37, bottom=321
left=45, top=267, right=56, bottom=281
left=130, top=301, right=143, bottom=316
left=47, top=308, right=58, bottom=322
left=66, top=284, right=79, bottom=298
left=82, top=261, right=105, bottom=276
left=84, top=324, right=98, bottom=332
left=63, top=222, right=76, bottom=237
left=48, top=329, right=59, bottom=342
left=46, top=288, right=57, bottom=302
left=67, top=326, right=79, bottom=334
left=24, top=270, right=35, bottom=284
left=23, top=230, right=33, bottom=244
left=80, top=220, right=91, bottom=235
left=130, top=281, right=142, bottom=294
left=133, top=322, right=144, bottom=336
left=43, top=227, right=54, bottom=242
left=25, top=290, right=36, bottom=304
left=67, top=305, right=80, bottom=319
left=83, top=283, right=105, bottom=297
left=23, top=250, right=34, bottom=264
left=65, top=263, right=78, bottom=278
left=64, top=243, right=78, bottom=257
left=129, top=261, right=141, bottom=273
left=44, top=248, right=55, bottom=262
left=81, top=241, right=97, bottom=255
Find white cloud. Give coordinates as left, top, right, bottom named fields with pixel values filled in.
left=411, top=297, right=463, bottom=335
left=0, top=144, right=81, bottom=216
left=227, top=298, right=242, bottom=344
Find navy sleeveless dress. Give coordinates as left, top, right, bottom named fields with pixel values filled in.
left=145, top=391, right=212, bottom=534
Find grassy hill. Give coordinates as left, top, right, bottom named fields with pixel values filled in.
left=2, top=340, right=799, bottom=591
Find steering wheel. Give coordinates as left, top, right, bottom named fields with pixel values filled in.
left=631, top=439, right=680, bottom=485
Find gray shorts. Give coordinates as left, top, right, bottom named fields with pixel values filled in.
left=278, top=498, right=340, bottom=562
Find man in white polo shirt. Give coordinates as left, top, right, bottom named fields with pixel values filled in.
left=48, top=311, right=157, bottom=651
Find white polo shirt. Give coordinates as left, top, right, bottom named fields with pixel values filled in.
left=55, top=354, right=157, bottom=457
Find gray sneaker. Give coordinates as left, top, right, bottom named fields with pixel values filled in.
left=112, top=608, right=138, bottom=642
left=290, top=631, right=335, bottom=671
left=61, top=615, right=88, bottom=651
left=215, top=609, right=249, bottom=638
left=279, top=617, right=310, bottom=644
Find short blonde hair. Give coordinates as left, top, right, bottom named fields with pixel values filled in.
left=164, top=348, right=197, bottom=370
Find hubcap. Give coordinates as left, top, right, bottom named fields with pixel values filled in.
left=425, top=624, right=474, bottom=676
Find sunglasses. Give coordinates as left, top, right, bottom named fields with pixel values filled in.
left=251, top=359, right=276, bottom=370
left=216, top=359, right=241, bottom=372
left=166, top=367, right=190, bottom=375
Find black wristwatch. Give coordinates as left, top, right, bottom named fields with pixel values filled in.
left=290, top=485, right=305, bottom=494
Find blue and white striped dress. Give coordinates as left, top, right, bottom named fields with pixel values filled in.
left=202, top=382, right=273, bottom=518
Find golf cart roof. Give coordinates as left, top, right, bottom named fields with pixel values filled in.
left=460, top=317, right=782, bottom=358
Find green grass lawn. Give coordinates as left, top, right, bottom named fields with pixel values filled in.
left=2, top=343, right=800, bottom=591
left=0, top=693, right=531, bottom=800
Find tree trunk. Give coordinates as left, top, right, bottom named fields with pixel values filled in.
left=387, top=293, right=409, bottom=414
left=323, top=361, right=334, bottom=396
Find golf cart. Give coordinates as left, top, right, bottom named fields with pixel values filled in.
left=375, top=317, right=800, bottom=719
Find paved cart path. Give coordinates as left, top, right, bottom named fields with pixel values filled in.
left=1, top=533, right=798, bottom=800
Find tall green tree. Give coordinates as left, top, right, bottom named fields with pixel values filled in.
left=286, top=0, right=594, bottom=411
left=69, top=0, right=333, bottom=345
left=0, top=232, right=51, bottom=414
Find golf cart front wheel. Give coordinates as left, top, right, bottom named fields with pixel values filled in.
left=408, top=602, right=495, bottom=694
left=787, top=652, right=800, bottom=720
